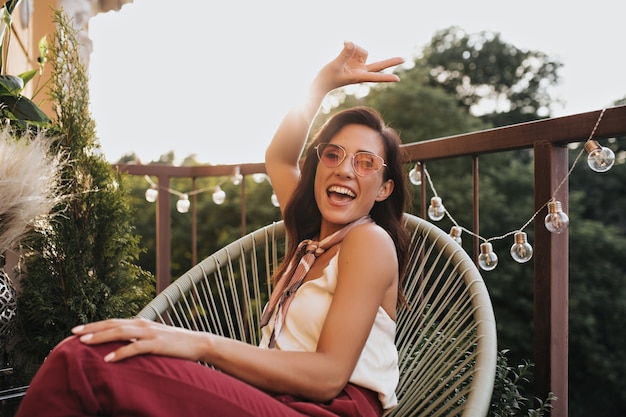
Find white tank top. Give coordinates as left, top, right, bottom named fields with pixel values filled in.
left=259, top=252, right=399, bottom=411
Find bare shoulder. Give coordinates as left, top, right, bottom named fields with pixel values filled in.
left=340, top=222, right=397, bottom=268
left=344, top=222, right=394, bottom=246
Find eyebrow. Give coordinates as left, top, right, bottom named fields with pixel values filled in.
left=328, top=143, right=382, bottom=155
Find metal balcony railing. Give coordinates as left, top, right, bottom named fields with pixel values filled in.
left=116, top=104, right=626, bottom=417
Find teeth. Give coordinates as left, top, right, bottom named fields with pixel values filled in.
left=328, top=185, right=355, bottom=198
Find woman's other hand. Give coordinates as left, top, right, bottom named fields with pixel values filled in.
left=72, top=318, right=207, bottom=363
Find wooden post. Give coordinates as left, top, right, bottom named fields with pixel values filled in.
left=156, top=175, right=171, bottom=295
left=533, top=142, right=568, bottom=417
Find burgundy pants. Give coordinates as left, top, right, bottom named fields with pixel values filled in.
left=15, top=337, right=383, bottom=417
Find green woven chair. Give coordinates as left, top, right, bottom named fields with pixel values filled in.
left=136, top=213, right=497, bottom=417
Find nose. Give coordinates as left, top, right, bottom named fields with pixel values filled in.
left=334, top=154, right=355, bottom=177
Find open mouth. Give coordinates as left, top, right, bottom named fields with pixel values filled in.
left=327, top=185, right=356, bottom=203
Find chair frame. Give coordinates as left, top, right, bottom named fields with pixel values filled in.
left=137, top=213, right=497, bottom=416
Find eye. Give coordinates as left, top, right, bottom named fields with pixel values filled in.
left=322, top=145, right=343, bottom=163
left=354, top=153, right=378, bottom=170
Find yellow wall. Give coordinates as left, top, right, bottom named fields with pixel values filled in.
left=5, top=1, right=57, bottom=117
left=4, top=0, right=133, bottom=118
left=2, top=0, right=133, bottom=279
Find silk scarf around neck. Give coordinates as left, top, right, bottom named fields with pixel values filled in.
left=260, top=215, right=373, bottom=348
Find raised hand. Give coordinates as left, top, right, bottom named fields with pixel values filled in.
left=314, top=41, right=404, bottom=93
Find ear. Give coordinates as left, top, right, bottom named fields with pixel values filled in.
left=375, top=179, right=394, bottom=202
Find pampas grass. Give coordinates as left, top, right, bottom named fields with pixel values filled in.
left=0, top=124, right=65, bottom=252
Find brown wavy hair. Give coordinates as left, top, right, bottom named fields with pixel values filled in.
left=274, top=106, right=410, bottom=305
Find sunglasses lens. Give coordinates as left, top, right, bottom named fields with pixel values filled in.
left=316, top=144, right=385, bottom=176
left=318, top=144, right=345, bottom=167
left=353, top=153, right=383, bottom=176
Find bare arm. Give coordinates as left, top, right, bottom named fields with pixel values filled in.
left=72, top=224, right=398, bottom=402
left=265, top=41, right=404, bottom=211
left=72, top=42, right=404, bottom=402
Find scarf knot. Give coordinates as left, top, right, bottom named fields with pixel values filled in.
left=260, top=216, right=372, bottom=348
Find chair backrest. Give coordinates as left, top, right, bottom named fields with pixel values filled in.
left=136, top=213, right=497, bottom=417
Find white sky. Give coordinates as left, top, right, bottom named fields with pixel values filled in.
left=88, top=0, right=626, bottom=165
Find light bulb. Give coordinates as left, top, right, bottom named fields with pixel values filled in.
left=428, top=196, right=445, bottom=221
left=270, top=193, right=280, bottom=207
left=408, top=164, right=422, bottom=186
left=449, top=226, right=462, bottom=245
left=176, top=195, right=190, bottom=213
left=544, top=200, right=569, bottom=234
left=510, top=231, right=533, bottom=263
left=212, top=186, right=226, bottom=205
left=584, top=140, right=615, bottom=173
left=478, top=242, right=498, bottom=271
left=231, top=166, right=243, bottom=185
left=252, top=173, right=267, bottom=183
left=145, top=187, right=158, bottom=203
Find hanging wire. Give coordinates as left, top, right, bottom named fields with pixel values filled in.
left=419, top=107, right=609, bottom=245
left=142, top=167, right=274, bottom=208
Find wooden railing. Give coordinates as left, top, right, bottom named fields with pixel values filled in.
left=402, top=105, right=626, bottom=417
left=116, top=104, right=626, bottom=417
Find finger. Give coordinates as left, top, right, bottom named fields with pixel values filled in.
left=72, top=319, right=118, bottom=334
left=103, top=339, right=146, bottom=362
left=336, top=41, right=370, bottom=67
left=351, top=43, right=369, bottom=64
left=73, top=317, right=152, bottom=335
left=360, top=72, right=401, bottom=83
left=77, top=321, right=149, bottom=345
left=335, top=41, right=357, bottom=65
left=366, top=57, right=405, bottom=73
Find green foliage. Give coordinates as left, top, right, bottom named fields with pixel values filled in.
left=566, top=182, right=626, bottom=416
left=419, top=26, right=562, bottom=125
left=490, top=350, right=556, bottom=417
left=321, top=27, right=624, bottom=416
left=113, top=25, right=625, bottom=416
left=11, top=9, right=154, bottom=380
left=0, top=1, right=51, bottom=131
left=122, top=162, right=281, bottom=283
left=369, top=72, right=489, bottom=143
left=0, top=73, right=50, bottom=129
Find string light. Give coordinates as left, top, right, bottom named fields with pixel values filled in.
left=231, top=166, right=243, bottom=185
left=142, top=169, right=277, bottom=211
left=271, top=193, right=280, bottom=207
left=427, top=196, right=445, bottom=221
left=408, top=108, right=614, bottom=270
left=145, top=186, right=158, bottom=203
left=408, top=163, right=422, bottom=185
left=176, top=194, right=190, bottom=213
left=584, top=140, right=615, bottom=172
left=253, top=173, right=268, bottom=183
left=544, top=200, right=569, bottom=234
left=449, top=226, right=462, bottom=245
left=478, top=242, right=498, bottom=271
left=510, top=231, right=533, bottom=263
left=212, top=186, right=226, bottom=205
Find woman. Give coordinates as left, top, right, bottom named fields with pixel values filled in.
left=16, top=41, right=409, bottom=417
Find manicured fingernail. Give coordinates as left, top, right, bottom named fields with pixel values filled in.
left=79, top=333, right=93, bottom=342
left=72, top=325, right=84, bottom=333
left=104, top=352, right=115, bottom=362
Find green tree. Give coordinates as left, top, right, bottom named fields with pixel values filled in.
left=419, top=26, right=562, bottom=126
left=120, top=154, right=280, bottom=283
left=12, top=9, right=154, bottom=379
left=112, top=26, right=624, bottom=416
left=335, top=27, right=626, bottom=416
left=566, top=188, right=626, bottom=416
left=369, top=64, right=488, bottom=143
left=565, top=129, right=626, bottom=416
